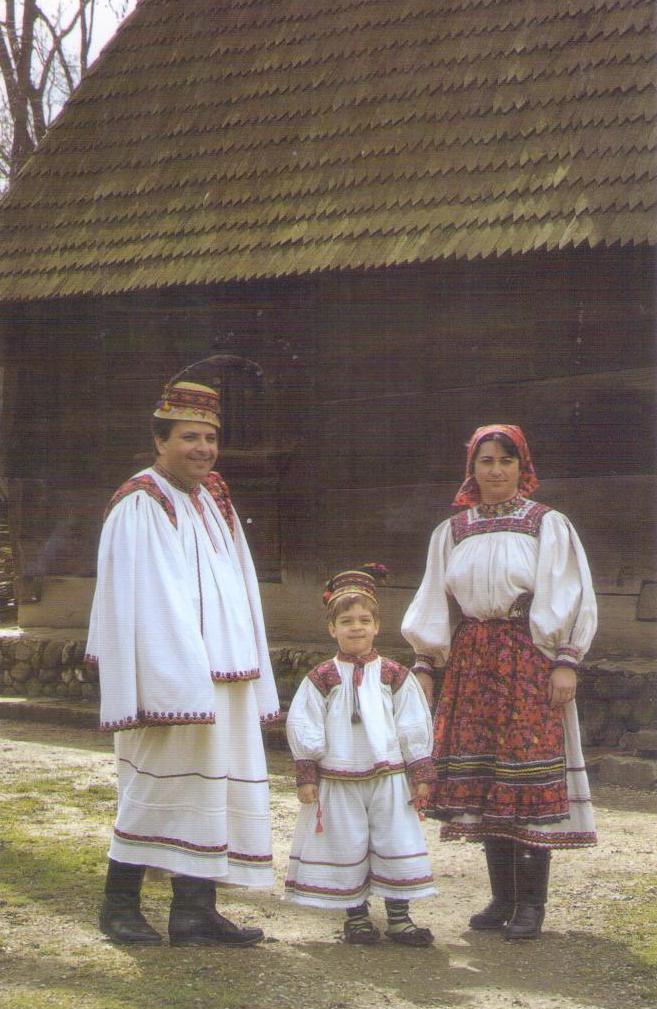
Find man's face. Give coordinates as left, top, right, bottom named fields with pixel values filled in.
left=155, top=421, right=218, bottom=487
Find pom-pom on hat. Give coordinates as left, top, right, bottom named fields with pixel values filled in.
left=322, top=563, right=388, bottom=607
left=153, top=380, right=220, bottom=429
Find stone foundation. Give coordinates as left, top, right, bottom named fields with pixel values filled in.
left=1, top=631, right=655, bottom=785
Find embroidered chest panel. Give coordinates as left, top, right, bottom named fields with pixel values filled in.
left=104, top=476, right=177, bottom=527
left=451, top=500, right=551, bottom=545
left=308, top=657, right=409, bottom=696
left=202, top=471, right=235, bottom=537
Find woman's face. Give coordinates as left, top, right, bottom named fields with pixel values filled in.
left=473, top=439, right=520, bottom=504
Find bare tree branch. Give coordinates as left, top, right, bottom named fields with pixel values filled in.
left=0, top=1, right=133, bottom=186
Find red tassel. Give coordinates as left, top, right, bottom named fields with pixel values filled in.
left=315, top=799, right=324, bottom=834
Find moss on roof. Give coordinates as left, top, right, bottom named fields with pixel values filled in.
left=0, top=0, right=654, bottom=299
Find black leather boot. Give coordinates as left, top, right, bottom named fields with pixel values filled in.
left=504, top=844, right=550, bottom=940
left=99, top=859, right=162, bottom=944
left=469, top=837, right=515, bottom=929
left=168, top=875, right=264, bottom=947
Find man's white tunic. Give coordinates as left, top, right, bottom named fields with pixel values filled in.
left=87, top=467, right=279, bottom=885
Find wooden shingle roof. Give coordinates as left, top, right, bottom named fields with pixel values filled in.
left=0, top=0, right=654, bottom=300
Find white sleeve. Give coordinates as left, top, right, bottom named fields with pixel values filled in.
left=530, top=510, right=598, bottom=666
left=89, top=492, right=214, bottom=730
left=393, top=673, right=433, bottom=765
left=401, top=519, right=456, bottom=666
left=285, top=677, right=328, bottom=762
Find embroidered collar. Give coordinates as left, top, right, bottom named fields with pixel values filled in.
left=153, top=462, right=200, bottom=495
left=336, top=649, right=378, bottom=666
left=476, top=494, right=525, bottom=518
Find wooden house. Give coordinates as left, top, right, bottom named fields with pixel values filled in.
left=0, top=0, right=654, bottom=654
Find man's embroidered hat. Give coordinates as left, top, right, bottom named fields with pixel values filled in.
left=153, top=354, right=264, bottom=431
left=323, top=563, right=388, bottom=607
left=154, top=380, right=221, bottom=428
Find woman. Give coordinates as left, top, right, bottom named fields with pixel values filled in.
left=402, top=424, right=597, bottom=940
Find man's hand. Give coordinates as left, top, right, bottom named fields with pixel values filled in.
left=548, top=665, right=577, bottom=708
left=297, top=783, right=319, bottom=804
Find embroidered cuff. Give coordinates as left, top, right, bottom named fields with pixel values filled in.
left=406, top=756, right=436, bottom=786
left=295, top=759, right=320, bottom=787
left=553, top=647, right=580, bottom=670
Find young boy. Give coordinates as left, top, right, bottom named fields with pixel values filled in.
left=284, top=565, right=436, bottom=945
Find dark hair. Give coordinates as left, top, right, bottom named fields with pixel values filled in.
left=151, top=417, right=176, bottom=446
left=472, top=432, right=519, bottom=461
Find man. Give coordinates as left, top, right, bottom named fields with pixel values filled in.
left=86, top=368, right=280, bottom=946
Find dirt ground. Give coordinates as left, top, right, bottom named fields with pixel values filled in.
left=0, top=718, right=656, bottom=1009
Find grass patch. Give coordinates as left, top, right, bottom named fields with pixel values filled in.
left=604, top=875, right=657, bottom=967
left=0, top=756, right=292, bottom=1009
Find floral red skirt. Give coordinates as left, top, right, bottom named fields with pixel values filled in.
left=429, top=618, right=568, bottom=832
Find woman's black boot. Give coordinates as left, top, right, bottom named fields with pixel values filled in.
left=99, top=859, right=162, bottom=944
left=504, top=845, right=550, bottom=940
left=168, top=875, right=264, bottom=947
left=469, top=837, right=515, bottom=929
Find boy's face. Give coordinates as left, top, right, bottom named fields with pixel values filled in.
left=329, top=602, right=379, bottom=657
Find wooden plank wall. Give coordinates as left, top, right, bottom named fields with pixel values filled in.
left=1, top=244, right=655, bottom=641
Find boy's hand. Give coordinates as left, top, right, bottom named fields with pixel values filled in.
left=409, top=781, right=430, bottom=811
left=297, top=783, right=319, bottom=804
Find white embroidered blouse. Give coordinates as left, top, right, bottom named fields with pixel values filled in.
left=401, top=498, right=597, bottom=669
left=285, top=651, right=434, bottom=786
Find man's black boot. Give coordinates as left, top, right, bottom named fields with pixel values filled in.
left=469, top=837, right=515, bottom=929
left=99, top=859, right=162, bottom=944
left=169, top=875, right=264, bottom=947
left=504, top=844, right=550, bottom=940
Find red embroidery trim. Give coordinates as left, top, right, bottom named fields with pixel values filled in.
left=450, top=500, right=551, bottom=545
left=439, top=822, right=597, bottom=849
left=202, top=471, right=235, bottom=537
left=227, top=851, right=273, bottom=864
left=104, top=475, right=177, bottom=527
left=114, top=829, right=228, bottom=853
left=210, top=668, right=260, bottom=682
left=261, top=709, right=283, bottom=724
left=295, top=759, right=319, bottom=787
left=308, top=660, right=342, bottom=696
left=99, top=710, right=215, bottom=732
left=380, top=658, right=409, bottom=693
left=407, top=757, right=436, bottom=787
left=319, top=761, right=406, bottom=780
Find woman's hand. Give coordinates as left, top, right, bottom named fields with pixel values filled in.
left=414, top=670, right=434, bottom=707
left=548, top=665, right=577, bottom=708
left=297, top=783, right=319, bottom=804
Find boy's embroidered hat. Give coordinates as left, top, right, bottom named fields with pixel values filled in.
left=154, top=380, right=221, bottom=428
left=323, top=563, right=388, bottom=607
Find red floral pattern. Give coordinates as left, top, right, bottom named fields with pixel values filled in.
left=430, top=618, right=569, bottom=831
left=450, top=499, right=550, bottom=544
left=202, top=471, right=235, bottom=537
left=104, top=475, right=177, bottom=527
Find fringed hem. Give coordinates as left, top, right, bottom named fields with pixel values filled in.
left=439, top=821, right=597, bottom=850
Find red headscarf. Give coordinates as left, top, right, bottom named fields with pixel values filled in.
left=452, top=424, right=539, bottom=508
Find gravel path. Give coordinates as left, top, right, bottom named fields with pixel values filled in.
left=1, top=719, right=656, bottom=1009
